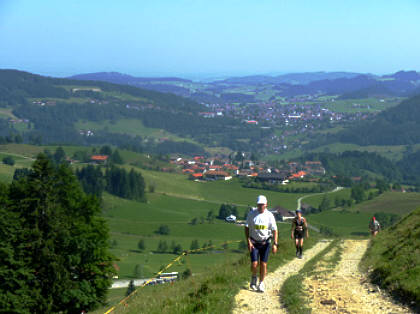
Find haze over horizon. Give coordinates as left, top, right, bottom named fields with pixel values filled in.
left=1, top=0, right=420, bottom=78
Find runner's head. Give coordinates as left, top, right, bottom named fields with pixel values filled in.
left=256, top=195, right=267, bottom=212
left=296, top=209, right=302, bottom=217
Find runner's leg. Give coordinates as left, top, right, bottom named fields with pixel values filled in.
left=299, top=238, right=304, bottom=255
left=259, top=261, right=267, bottom=281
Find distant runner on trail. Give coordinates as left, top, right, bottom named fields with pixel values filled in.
left=369, top=216, right=381, bottom=236
left=291, top=209, right=308, bottom=259
left=245, top=195, right=278, bottom=293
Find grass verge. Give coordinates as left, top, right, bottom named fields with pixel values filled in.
left=101, top=237, right=319, bottom=314
left=360, top=207, right=420, bottom=312
left=280, top=240, right=340, bottom=314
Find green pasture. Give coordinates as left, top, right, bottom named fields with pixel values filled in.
left=136, top=169, right=304, bottom=209
left=75, top=118, right=197, bottom=144
left=307, top=210, right=372, bottom=236
left=323, top=97, right=403, bottom=113
left=312, top=142, right=420, bottom=161
left=301, top=188, right=351, bottom=208
left=104, top=189, right=294, bottom=278
left=0, top=151, right=35, bottom=183
left=350, top=192, right=420, bottom=215
left=0, top=108, right=18, bottom=119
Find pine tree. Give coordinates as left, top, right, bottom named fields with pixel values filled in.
left=318, top=195, right=331, bottom=211
left=173, top=244, right=183, bottom=255
left=111, top=150, right=124, bottom=164
left=53, top=146, right=66, bottom=165
left=3, top=154, right=115, bottom=313
left=190, top=239, right=199, bottom=252
left=137, top=239, right=145, bottom=251
left=99, top=145, right=112, bottom=156
left=157, top=240, right=168, bottom=253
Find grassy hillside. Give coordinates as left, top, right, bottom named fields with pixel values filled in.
left=307, top=210, right=372, bottom=236
left=350, top=191, right=420, bottom=215
left=361, top=207, right=420, bottom=311
left=303, top=190, right=420, bottom=236
left=312, top=143, right=420, bottom=161
left=75, top=118, right=198, bottom=144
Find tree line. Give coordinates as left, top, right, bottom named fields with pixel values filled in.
left=0, top=154, right=114, bottom=313
left=77, top=165, right=146, bottom=201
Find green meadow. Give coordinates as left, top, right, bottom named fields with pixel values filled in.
left=103, top=178, right=302, bottom=279
left=322, top=97, right=403, bottom=113
left=300, top=188, right=351, bottom=208
left=351, top=191, right=420, bottom=215
left=74, top=119, right=197, bottom=144
left=138, top=169, right=304, bottom=209
left=306, top=210, right=372, bottom=236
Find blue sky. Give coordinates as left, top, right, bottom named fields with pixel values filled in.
left=1, top=0, right=419, bottom=78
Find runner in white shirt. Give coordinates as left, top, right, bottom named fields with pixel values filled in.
left=245, top=195, right=278, bottom=292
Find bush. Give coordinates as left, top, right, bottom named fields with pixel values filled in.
left=217, top=204, right=238, bottom=219
left=173, top=244, right=183, bottom=255
left=156, top=224, right=170, bottom=235
left=2, top=156, right=15, bottom=166
left=137, top=239, right=145, bottom=251
left=182, top=268, right=192, bottom=279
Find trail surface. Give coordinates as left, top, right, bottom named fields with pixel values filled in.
left=233, top=240, right=331, bottom=314
left=304, top=239, right=412, bottom=313
left=233, top=239, right=412, bottom=313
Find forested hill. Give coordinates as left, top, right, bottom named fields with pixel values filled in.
left=0, top=69, right=201, bottom=112
left=0, top=69, right=272, bottom=154
left=336, top=94, right=420, bottom=146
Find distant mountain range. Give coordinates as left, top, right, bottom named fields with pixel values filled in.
left=68, top=70, right=420, bottom=102
left=69, top=72, right=192, bottom=83
left=216, top=71, right=365, bottom=85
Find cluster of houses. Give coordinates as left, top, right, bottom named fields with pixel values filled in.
left=171, top=156, right=326, bottom=183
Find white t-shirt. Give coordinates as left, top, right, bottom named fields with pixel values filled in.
left=246, top=209, right=277, bottom=241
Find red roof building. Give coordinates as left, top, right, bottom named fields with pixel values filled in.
left=90, top=155, right=109, bottom=163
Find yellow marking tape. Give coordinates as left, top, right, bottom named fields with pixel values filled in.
left=104, top=240, right=241, bottom=313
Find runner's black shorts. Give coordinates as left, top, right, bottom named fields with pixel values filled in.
left=294, top=230, right=304, bottom=239
left=250, top=241, right=270, bottom=263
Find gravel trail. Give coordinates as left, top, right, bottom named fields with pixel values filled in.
left=233, top=240, right=331, bottom=314
left=304, top=239, right=413, bottom=313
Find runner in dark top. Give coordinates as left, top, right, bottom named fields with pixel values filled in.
left=291, top=209, right=308, bottom=259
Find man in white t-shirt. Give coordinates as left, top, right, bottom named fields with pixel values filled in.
left=245, top=195, right=278, bottom=292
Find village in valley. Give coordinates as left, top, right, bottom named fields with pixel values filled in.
left=172, top=155, right=326, bottom=183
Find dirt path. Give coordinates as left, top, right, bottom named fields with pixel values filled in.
left=233, top=240, right=331, bottom=314
left=304, top=239, right=412, bottom=313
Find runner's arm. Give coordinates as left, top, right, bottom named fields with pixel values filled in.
left=272, top=229, right=278, bottom=253
left=291, top=220, right=295, bottom=238
left=272, top=229, right=278, bottom=245
left=304, top=218, right=309, bottom=238
left=245, top=226, right=253, bottom=251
